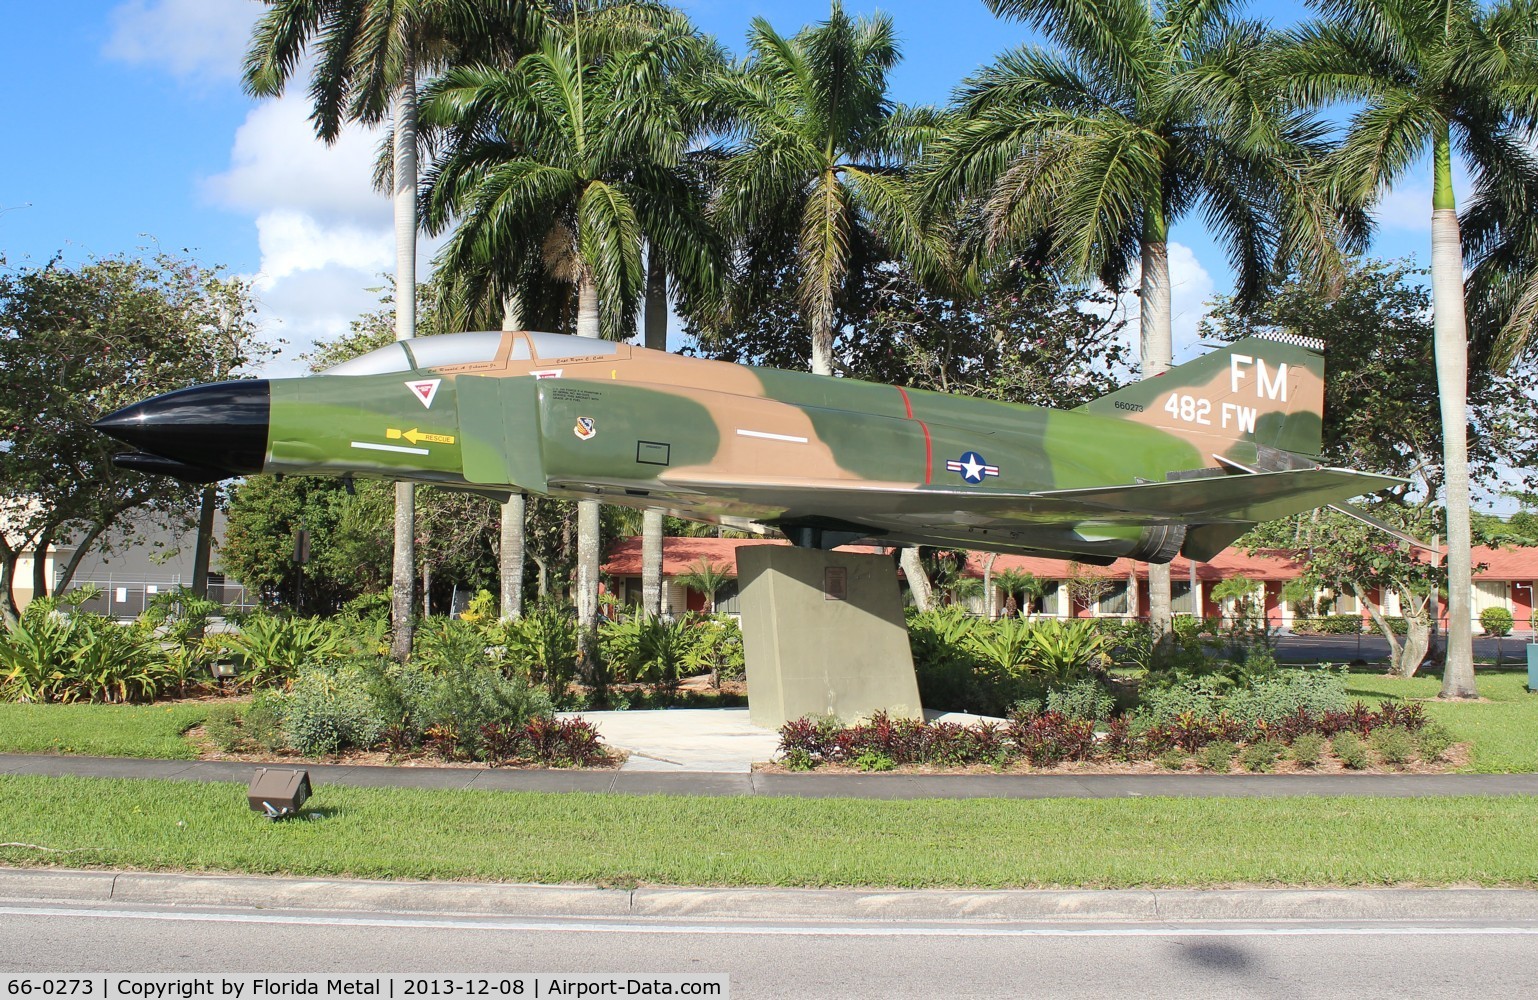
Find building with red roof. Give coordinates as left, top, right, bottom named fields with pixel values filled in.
left=604, top=536, right=1538, bottom=633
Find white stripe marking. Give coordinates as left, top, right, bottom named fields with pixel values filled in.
left=736, top=429, right=808, bottom=444
left=351, top=441, right=430, bottom=456
left=4, top=906, right=1536, bottom=939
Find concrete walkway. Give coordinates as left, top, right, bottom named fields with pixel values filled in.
left=5, top=751, right=1538, bottom=798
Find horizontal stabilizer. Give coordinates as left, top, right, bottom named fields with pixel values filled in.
left=1031, top=468, right=1404, bottom=524
left=1328, top=501, right=1439, bottom=552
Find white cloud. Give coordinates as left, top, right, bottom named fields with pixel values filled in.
left=251, top=210, right=393, bottom=286
left=1372, top=182, right=1435, bottom=233
left=204, top=97, right=391, bottom=226
left=1096, top=242, right=1217, bottom=370
left=103, top=0, right=257, bottom=82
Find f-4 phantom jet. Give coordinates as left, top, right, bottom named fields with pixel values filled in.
left=94, top=329, right=1401, bottom=565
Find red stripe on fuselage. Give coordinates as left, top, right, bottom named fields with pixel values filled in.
left=897, top=387, right=929, bottom=482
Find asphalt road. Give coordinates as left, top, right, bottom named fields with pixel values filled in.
left=4, top=900, right=1537, bottom=1000
left=1274, top=631, right=1536, bottom=665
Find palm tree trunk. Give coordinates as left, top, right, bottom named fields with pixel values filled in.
left=641, top=509, right=664, bottom=618
left=901, top=547, right=934, bottom=612
left=500, top=494, right=525, bottom=620
left=500, top=294, right=525, bottom=620
left=1431, top=133, right=1476, bottom=698
left=640, top=249, right=668, bottom=620
left=574, top=269, right=603, bottom=674
left=982, top=552, right=997, bottom=619
left=810, top=314, right=835, bottom=377
left=576, top=497, right=602, bottom=680
left=389, top=62, right=419, bottom=661
left=1142, top=227, right=1175, bottom=640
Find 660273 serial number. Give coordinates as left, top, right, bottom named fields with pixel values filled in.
left=403, top=982, right=523, bottom=996
left=8, top=983, right=95, bottom=996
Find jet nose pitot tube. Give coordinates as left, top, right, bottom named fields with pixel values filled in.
left=93, top=380, right=271, bottom=482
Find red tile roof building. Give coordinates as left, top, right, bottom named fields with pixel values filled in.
left=604, top=537, right=1538, bottom=632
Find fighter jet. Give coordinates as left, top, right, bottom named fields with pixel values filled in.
left=93, top=329, right=1401, bottom=565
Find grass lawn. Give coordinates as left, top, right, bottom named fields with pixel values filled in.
left=1344, top=668, right=1538, bottom=773
left=0, top=702, right=210, bottom=759
left=1, top=774, right=1535, bottom=888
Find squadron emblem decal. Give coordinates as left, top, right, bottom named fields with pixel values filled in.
left=946, top=451, right=999, bottom=485
left=574, top=416, right=597, bottom=441
left=405, top=378, right=441, bottom=409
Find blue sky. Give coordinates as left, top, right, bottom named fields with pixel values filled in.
left=1, top=0, right=1443, bottom=378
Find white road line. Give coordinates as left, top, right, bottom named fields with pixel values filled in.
left=735, top=429, right=808, bottom=444
left=350, top=441, right=430, bottom=456
left=3, top=906, right=1536, bottom=939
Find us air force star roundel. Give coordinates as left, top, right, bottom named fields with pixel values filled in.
left=945, top=451, right=1000, bottom=484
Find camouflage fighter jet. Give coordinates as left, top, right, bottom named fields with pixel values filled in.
left=94, top=329, right=1401, bottom=565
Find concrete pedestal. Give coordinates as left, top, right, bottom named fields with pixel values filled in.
left=738, top=546, right=922, bottom=728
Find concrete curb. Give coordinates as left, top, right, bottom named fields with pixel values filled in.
left=5, top=868, right=1538, bottom=924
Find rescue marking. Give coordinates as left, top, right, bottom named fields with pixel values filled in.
left=737, top=429, right=809, bottom=444
left=574, top=416, right=597, bottom=441
left=405, top=378, right=441, bottom=408
left=387, top=428, right=456, bottom=445
left=946, top=451, right=999, bottom=484
left=351, top=441, right=430, bottom=456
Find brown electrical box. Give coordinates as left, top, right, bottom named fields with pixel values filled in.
left=247, top=768, right=312, bottom=818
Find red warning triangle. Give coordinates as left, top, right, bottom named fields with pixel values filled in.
left=406, top=379, right=441, bottom=408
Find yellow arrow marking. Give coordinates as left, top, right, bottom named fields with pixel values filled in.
left=386, top=428, right=456, bottom=446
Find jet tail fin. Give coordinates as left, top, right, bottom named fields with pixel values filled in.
left=1078, top=333, right=1327, bottom=460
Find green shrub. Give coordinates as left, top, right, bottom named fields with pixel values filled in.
left=224, top=614, right=346, bottom=688
left=854, top=750, right=896, bottom=772
left=1196, top=740, right=1237, bottom=772
left=1417, top=721, right=1457, bottom=762
left=338, top=592, right=392, bottom=627
left=1369, top=725, right=1418, bottom=767
left=1332, top=732, right=1370, bottom=770
left=422, top=664, right=553, bottom=759
left=1239, top=740, right=1283, bottom=773
left=685, top=615, right=745, bottom=685
left=1301, top=614, right=1363, bottom=635
left=782, top=747, right=816, bottom=771
left=1134, top=682, right=1221, bottom=727
left=202, top=704, right=244, bottom=752
left=1020, top=619, right=1106, bottom=682
left=1480, top=607, right=1514, bottom=637
left=1045, top=678, right=1116, bottom=722
left=1156, top=748, right=1188, bottom=770
left=601, top=614, right=701, bottom=690
left=413, top=618, right=492, bottom=673
left=1289, top=733, right=1326, bottom=768
left=242, top=693, right=287, bottom=753
left=1224, top=669, right=1350, bottom=724
left=281, top=668, right=383, bottom=756
left=0, top=602, right=172, bottom=704
left=497, top=602, right=579, bottom=698
left=908, top=607, right=997, bottom=714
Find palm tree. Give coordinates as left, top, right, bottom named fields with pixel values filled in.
left=677, top=557, right=734, bottom=614
left=1281, top=0, right=1538, bottom=699
left=243, top=0, right=541, bottom=659
left=705, top=2, right=945, bottom=377
left=418, top=10, right=718, bottom=670
left=995, top=568, right=1047, bottom=618
left=927, top=0, right=1361, bottom=640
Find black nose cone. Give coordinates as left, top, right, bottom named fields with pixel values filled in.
left=93, top=380, right=270, bottom=478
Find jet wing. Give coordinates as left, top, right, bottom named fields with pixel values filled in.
left=1029, top=467, right=1406, bottom=525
